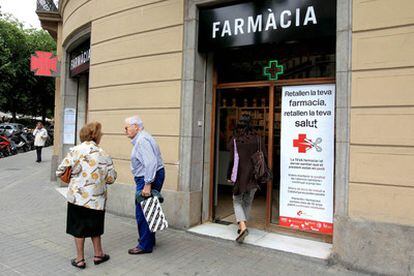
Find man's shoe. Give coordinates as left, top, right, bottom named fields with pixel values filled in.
left=128, top=247, right=152, bottom=255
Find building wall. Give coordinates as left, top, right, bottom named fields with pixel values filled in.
left=54, top=0, right=414, bottom=274
left=333, top=1, right=414, bottom=275
left=51, top=22, right=64, bottom=181
left=350, top=0, right=414, bottom=226
left=59, top=0, right=185, bottom=222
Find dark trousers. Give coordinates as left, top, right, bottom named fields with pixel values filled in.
left=134, top=168, right=165, bottom=252
left=35, top=146, right=43, bottom=162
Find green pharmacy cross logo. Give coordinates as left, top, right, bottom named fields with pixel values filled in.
left=263, top=60, right=284, bottom=81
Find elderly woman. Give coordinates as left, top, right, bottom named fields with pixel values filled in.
left=56, top=122, right=117, bottom=269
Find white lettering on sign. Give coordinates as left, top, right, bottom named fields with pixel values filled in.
left=222, top=20, right=232, bottom=37
left=265, top=9, right=277, bottom=31
left=70, top=49, right=91, bottom=70
left=280, top=10, right=292, bottom=28
left=247, top=15, right=262, bottom=33
left=212, top=22, right=220, bottom=38
left=295, top=8, right=300, bottom=26
left=303, top=6, right=317, bottom=26
left=211, top=6, right=317, bottom=39
left=234, top=18, right=244, bottom=35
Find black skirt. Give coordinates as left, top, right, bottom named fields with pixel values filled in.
left=66, top=202, right=105, bottom=238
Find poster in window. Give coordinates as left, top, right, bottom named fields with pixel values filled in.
left=279, top=84, right=335, bottom=234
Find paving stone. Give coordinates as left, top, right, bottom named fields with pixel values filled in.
left=0, top=148, right=365, bottom=276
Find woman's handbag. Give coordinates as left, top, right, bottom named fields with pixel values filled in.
left=140, top=196, right=168, bottom=233
left=60, top=166, right=72, bottom=184
left=60, top=160, right=79, bottom=184
left=251, top=136, right=273, bottom=183
left=60, top=160, right=82, bottom=184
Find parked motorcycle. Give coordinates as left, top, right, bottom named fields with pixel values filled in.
left=0, top=132, right=14, bottom=157
left=9, top=131, right=31, bottom=153
left=20, top=131, right=35, bottom=151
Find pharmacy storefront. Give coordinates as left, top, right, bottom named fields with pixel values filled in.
left=195, top=0, right=337, bottom=244
left=41, top=0, right=412, bottom=273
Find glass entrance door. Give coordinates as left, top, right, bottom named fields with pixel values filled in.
left=211, top=79, right=334, bottom=242
left=213, top=85, right=271, bottom=230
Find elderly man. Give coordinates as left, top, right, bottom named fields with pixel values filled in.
left=124, top=115, right=165, bottom=254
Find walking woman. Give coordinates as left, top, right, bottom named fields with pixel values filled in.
left=227, top=114, right=263, bottom=243
left=56, top=122, right=117, bottom=269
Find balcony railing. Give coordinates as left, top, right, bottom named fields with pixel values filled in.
left=36, top=0, right=59, bottom=13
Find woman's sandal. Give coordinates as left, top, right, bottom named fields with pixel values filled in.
left=71, top=258, right=86, bottom=269
left=94, top=254, right=110, bottom=265
left=236, top=229, right=249, bottom=243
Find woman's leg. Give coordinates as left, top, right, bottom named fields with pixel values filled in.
left=242, top=188, right=257, bottom=222
left=237, top=189, right=257, bottom=232
left=92, top=236, right=110, bottom=264
left=91, top=236, right=103, bottom=259
left=74, top=237, right=85, bottom=263
left=233, top=193, right=247, bottom=231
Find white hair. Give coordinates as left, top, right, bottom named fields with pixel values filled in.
left=125, top=115, right=144, bottom=129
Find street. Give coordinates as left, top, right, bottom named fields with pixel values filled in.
left=0, top=149, right=365, bottom=276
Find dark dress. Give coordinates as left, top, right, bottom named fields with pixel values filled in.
left=227, top=132, right=264, bottom=195
left=66, top=203, right=105, bottom=238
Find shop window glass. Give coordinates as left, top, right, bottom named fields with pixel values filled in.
left=216, top=37, right=335, bottom=83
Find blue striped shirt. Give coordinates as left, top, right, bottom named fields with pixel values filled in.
left=130, top=130, right=164, bottom=184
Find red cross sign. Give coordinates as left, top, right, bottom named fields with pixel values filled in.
left=293, top=134, right=312, bottom=153
left=30, top=51, right=59, bottom=77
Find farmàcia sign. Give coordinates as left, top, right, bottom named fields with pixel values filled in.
left=70, top=40, right=91, bottom=77
left=70, top=48, right=90, bottom=77
left=198, top=0, right=336, bottom=52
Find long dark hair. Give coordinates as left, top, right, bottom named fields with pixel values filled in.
left=234, top=114, right=255, bottom=137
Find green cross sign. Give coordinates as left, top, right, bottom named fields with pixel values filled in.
left=263, top=60, right=284, bottom=81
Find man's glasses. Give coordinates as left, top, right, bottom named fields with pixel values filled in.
left=124, top=125, right=135, bottom=132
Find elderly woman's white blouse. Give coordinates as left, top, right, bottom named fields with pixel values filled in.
left=56, top=141, right=117, bottom=210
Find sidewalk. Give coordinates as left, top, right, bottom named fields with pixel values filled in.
left=0, top=149, right=365, bottom=276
